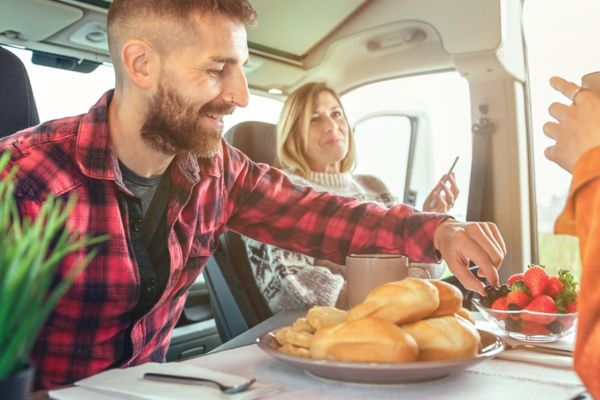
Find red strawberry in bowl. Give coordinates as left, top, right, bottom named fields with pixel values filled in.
left=521, top=321, right=551, bottom=336
left=490, top=297, right=509, bottom=320
left=545, top=276, right=564, bottom=297
left=473, top=267, right=578, bottom=342
left=507, top=273, right=524, bottom=286
left=521, top=295, right=557, bottom=325
left=524, top=265, right=549, bottom=298
left=506, top=291, right=530, bottom=310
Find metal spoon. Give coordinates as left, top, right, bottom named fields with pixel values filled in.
left=143, top=372, right=256, bottom=394
left=503, top=342, right=573, bottom=357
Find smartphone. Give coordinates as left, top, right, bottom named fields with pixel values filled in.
left=443, top=156, right=460, bottom=182
left=427, top=156, right=459, bottom=210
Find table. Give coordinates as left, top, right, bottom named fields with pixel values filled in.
left=191, top=311, right=587, bottom=400
left=36, top=311, right=590, bottom=399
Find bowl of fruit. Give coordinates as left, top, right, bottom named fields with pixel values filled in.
left=472, top=266, right=577, bottom=342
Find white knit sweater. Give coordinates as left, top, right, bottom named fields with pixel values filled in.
left=243, top=171, right=398, bottom=312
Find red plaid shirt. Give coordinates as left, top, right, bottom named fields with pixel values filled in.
left=1, top=91, right=445, bottom=389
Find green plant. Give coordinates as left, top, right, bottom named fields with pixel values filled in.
left=0, top=152, right=108, bottom=379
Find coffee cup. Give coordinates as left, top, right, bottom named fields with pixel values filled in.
left=408, top=260, right=447, bottom=280
left=346, top=254, right=409, bottom=307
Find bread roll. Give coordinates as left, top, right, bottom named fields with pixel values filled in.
left=275, top=326, right=292, bottom=346
left=401, top=315, right=481, bottom=361
left=278, top=343, right=310, bottom=358
left=429, top=280, right=463, bottom=317
left=306, top=306, right=347, bottom=330
left=346, top=278, right=439, bottom=324
left=455, top=307, right=475, bottom=324
left=310, top=317, right=419, bottom=363
left=285, top=330, right=313, bottom=348
left=292, top=317, right=315, bottom=333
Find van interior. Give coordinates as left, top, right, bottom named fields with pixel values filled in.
left=0, top=0, right=596, bottom=359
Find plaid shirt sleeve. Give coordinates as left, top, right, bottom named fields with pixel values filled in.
left=222, top=144, right=446, bottom=264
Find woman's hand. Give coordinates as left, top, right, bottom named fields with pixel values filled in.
left=422, top=173, right=459, bottom=213
left=544, top=76, right=600, bottom=172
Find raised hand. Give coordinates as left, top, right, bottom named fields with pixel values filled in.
left=543, top=76, right=600, bottom=172
left=423, top=173, right=459, bottom=213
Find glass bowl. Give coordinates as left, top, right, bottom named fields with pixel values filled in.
left=472, top=298, right=577, bottom=342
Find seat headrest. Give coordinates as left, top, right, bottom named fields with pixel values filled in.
left=0, top=47, right=39, bottom=138
left=224, top=121, right=277, bottom=166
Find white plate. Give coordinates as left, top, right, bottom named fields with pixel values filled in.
left=256, top=328, right=504, bottom=384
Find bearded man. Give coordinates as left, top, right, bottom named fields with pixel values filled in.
left=0, top=0, right=506, bottom=390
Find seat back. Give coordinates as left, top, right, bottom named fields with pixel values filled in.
left=0, top=46, right=39, bottom=138
left=204, top=121, right=277, bottom=341
left=224, top=120, right=278, bottom=165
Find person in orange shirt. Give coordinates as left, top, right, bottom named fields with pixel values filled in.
left=544, top=76, right=600, bottom=398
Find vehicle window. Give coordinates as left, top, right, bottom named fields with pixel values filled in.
left=523, top=0, right=600, bottom=280
left=3, top=45, right=283, bottom=136
left=352, top=115, right=412, bottom=201
left=223, top=95, right=283, bottom=134
left=2, top=46, right=115, bottom=122
left=342, top=71, right=472, bottom=221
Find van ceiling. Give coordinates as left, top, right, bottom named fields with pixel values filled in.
left=0, top=0, right=455, bottom=94
left=249, top=0, right=366, bottom=60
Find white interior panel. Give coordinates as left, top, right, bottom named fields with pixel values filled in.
left=0, top=0, right=83, bottom=41
left=248, top=0, right=366, bottom=57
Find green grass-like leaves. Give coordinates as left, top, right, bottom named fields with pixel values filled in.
left=0, top=152, right=108, bottom=379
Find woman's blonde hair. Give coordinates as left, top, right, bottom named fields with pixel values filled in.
left=276, top=82, right=356, bottom=178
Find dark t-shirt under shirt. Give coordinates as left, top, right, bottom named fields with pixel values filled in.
left=119, top=161, right=171, bottom=319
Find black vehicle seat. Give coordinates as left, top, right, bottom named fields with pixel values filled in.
left=0, top=46, right=39, bottom=138
left=224, top=121, right=278, bottom=166
left=203, top=121, right=277, bottom=341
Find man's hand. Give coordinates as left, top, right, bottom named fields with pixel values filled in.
left=543, top=76, right=600, bottom=172
left=423, top=173, right=460, bottom=213
left=434, top=220, right=506, bottom=295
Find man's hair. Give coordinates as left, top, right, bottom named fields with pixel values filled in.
left=107, top=0, right=257, bottom=82
left=276, top=82, right=357, bottom=178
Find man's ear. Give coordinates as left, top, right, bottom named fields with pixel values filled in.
left=120, top=40, right=160, bottom=90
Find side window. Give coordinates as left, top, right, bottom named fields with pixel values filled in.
left=523, top=0, right=600, bottom=280
left=2, top=45, right=283, bottom=135
left=342, top=71, right=472, bottom=220
left=223, top=95, right=283, bottom=134
left=2, top=46, right=115, bottom=122
left=353, top=115, right=413, bottom=202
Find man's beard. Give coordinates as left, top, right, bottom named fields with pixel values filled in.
left=140, top=83, right=234, bottom=158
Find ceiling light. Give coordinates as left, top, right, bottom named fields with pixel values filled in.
left=268, top=88, right=283, bottom=95
left=85, top=31, right=107, bottom=43
left=70, top=22, right=108, bottom=51
left=367, top=28, right=427, bottom=52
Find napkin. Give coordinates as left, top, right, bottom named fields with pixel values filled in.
left=49, top=362, right=281, bottom=400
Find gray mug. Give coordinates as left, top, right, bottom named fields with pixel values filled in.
left=346, top=254, right=409, bottom=307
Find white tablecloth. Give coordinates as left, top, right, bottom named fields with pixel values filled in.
left=185, top=342, right=583, bottom=400
left=51, top=318, right=586, bottom=400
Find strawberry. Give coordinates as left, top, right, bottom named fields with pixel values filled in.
left=566, top=301, right=577, bottom=313
left=506, top=291, right=530, bottom=310
left=555, top=269, right=578, bottom=313
left=522, top=295, right=557, bottom=325
left=521, top=321, right=551, bottom=336
left=490, top=297, right=509, bottom=320
left=524, top=265, right=549, bottom=298
left=545, top=276, right=564, bottom=297
left=510, top=280, right=529, bottom=294
left=507, top=273, right=524, bottom=286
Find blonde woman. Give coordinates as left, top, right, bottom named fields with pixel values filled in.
left=244, top=82, right=459, bottom=311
